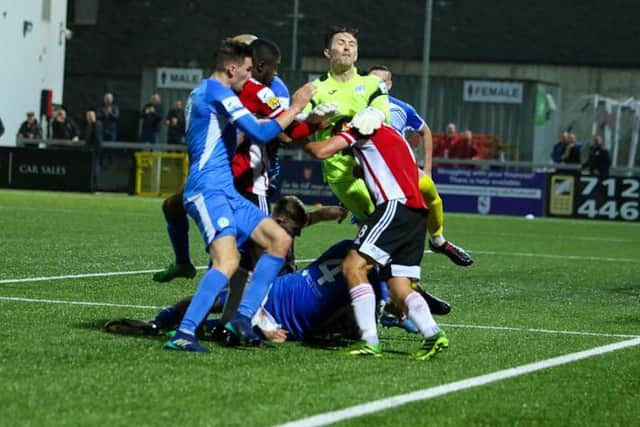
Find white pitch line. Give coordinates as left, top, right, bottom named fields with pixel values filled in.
left=439, top=322, right=640, bottom=339
left=274, top=337, right=640, bottom=427
left=0, top=296, right=161, bottom=310
left=1, top=295, right=637, bottom=339
left=0, top=266, right=209, bottom=285
left=0, top=248, right=636, bottom=285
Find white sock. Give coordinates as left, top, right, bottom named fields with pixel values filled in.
left=405, top=291, right=440, bottom=337
left=430, top=234, right=446, bottom=247
left=350, top=284, right=379, bottom=346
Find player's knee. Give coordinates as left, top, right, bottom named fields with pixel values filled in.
left=342, top=252, right=368, bottom=285
left=214, top=252, right=240, bottom=278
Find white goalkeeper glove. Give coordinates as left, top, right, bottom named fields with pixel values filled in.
left=306, top=103, right=339, bottom=124
left=349, top=107, right=385, bottom=136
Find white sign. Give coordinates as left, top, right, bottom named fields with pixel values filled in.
left=156, top=67, right=203, bottom=89
left=463, top=80, right=523, bottom=104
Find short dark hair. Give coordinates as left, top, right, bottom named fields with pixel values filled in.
left=324, top=26, right=359, bottom=49
left=369, top=64, right=391, bottom=79
left=250, top=38, right=281, bottom=64
left=272, top=196, right=308, bottom=230
left=213, top=38, right=253, bottom=72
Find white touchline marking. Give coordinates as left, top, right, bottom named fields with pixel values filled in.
left=438, top=323, right=640, bottom=339
left=1, top=295, right=637, bottom=340
left=0, top=296, right=160, bottom=310
left=0, top=266, right=209, bottom=285
left=274, top=337, right=640, bottom=427
left=1, top=248, right=636, bottom=285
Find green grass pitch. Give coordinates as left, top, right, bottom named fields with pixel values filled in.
left=0, top=189, right=638, bottom=426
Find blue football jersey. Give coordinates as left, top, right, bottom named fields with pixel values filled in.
left=264, top=240, right=381, bottom=340
left=264, top=240, right=351, bottom=340
left=183, top=78, right=283, bottom=197
left=270, top=76, right=290, bottom=110
left=389, top=95, right=426, bottom=134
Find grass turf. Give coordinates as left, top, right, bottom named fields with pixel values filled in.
left=0, top=189, right=638, bottom=426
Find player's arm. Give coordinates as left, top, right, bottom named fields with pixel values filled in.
left=306, top=205, right=348, bottom=226
left=419, top=123, right=433, bottom=176
left=303, top=133, right=350, bottom=160
left=234, top=83, right=316, bottom=144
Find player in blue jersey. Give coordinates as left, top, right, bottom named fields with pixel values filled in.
left=163, top=39, right=315, bottom=352
left=369, top=65, right=473, bottom=267
left=106, top=238, right=451, bottom=344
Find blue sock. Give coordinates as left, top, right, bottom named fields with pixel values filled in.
left=166, top=214, right=190, bottom=265
left=237, top=253, right=284, bottom=318
left=178, top=268, right=228, bottom=334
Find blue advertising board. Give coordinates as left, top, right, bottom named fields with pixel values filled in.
left=432, top=168, right=547, bottom=216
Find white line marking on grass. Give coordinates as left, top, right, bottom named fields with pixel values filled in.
left=439, top=323, right=640, bottom=339
left=2, top=295, right=637, bottom=340
left=0, top=266, right=209, bottom=285
left=1, top=248, right=635, bottom=285
left=471, top=250, right=638, bottom=263
left=274, top=337, right=640, bottom=427
left=0, top=296, right=160, bottom=310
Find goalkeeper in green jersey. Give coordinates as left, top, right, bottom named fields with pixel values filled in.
left=302, top=27, right=390, bottom=222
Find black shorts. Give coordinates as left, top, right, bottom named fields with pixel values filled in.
left=353, top=200, right=427, bottom=280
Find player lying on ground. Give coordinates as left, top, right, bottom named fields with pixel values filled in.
left=105, top=240, right=451, bottom=344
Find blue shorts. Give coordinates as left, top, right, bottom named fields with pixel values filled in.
left=184, top=189, right=268, bottom=250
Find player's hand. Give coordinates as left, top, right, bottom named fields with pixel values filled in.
left=349, top=107, right=384, bottom=136
left=306, top=103, right=338, bottom=124
left=263, top=328, right=288, bottom=343
left=291, top=83, right=316, bottom=112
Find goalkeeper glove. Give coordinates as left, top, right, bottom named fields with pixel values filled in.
left=349, top=107, right=385, bottom=136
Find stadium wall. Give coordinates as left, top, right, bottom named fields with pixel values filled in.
left=0, top=1, right=69, bottom=147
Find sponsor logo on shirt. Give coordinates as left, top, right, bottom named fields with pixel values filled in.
left=355, top=85, right=365, bottom=95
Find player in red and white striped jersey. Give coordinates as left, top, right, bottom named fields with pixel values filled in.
left=304, top=113, right=448, bottom=360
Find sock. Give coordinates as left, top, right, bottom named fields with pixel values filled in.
left=178, top=268, right=228, bottom=335
left=350, top=284, right=379, bottom=346
left=166, top=213, right=190, bottom=265
left=236, top=253, right=284, bottom=318
left=430, top=234, right=446, bottom=247
left=405, top=291, right=440, bottom=337
left=153, top=306, right=182, bottom=330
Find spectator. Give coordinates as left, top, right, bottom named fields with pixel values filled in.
left=84, top=110, right=103, bottom=192
left=551, top=130, right=568, bottom=162
left=165, top=100, right=186, bottom=144
left=97, top=92, right=120, bottom=141
left=550, top=130, right=579, bottom=164
left=17, top=112, right=42, bottom=140
left=139, top=93, right=163, bottom=143
left=582, top=135, right=611, bottom=177
left=434, top=123, right=459, bottom=159
left=450, top=129, right=477, bottom=166
left=51, top=108, right=79, bottom=142
left=84, top=110, right=104, bottom=150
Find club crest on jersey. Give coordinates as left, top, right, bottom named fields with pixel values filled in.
left=355, top=85, right=365, bottom=95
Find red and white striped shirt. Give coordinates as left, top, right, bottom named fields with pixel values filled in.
left=337, top=124, right=427, bottom=211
